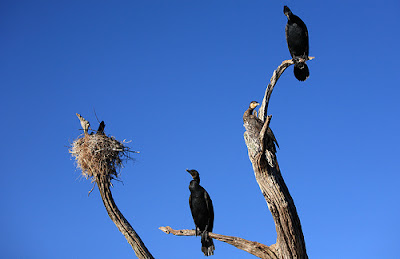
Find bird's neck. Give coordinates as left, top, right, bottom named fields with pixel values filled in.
left=286, top=11, right=293, bottom=20
left=189, top=179, right=201, bottom=192
left=244, top=107, right=254, bottom=118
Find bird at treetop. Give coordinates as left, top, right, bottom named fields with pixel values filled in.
left=284, top=6, right=310, bottom=81
left=96, top=121, right=105, bottom=135
left=243, top=101, right=279, bottom=154
left=187, top=169, right=215, bottom=256
left=76, top=113, right=90, bottom=135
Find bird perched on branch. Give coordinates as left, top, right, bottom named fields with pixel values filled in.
left=96, top=121, right=105, bottom=135
left=243, top=101, right=279, bottom=154
left=76, top=113, right=90, bottom=135
left=187, top=169, right=215, bottom=256
left=284, top=6, right=310, bottom=81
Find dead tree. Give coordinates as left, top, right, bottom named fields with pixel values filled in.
left=160, top=58, right=313, bottom=258
left=70, top=117, right=154, bottom=259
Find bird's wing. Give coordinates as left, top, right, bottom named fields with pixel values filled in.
left=268, top=127, right=279, bottom=149
left=304, top=22, right=309, bottom=56
left=285, top=23, right=290, bottom=55
left=296, top=17, right=309, bottom=57
left=204, top=191, right=214, bottom=232
left=97, top=121, right=105, bottom=134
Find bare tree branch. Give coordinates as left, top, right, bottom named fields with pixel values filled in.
left=258, top=57, right=314, bottom=121
left=160, top=58, right=314, bottom=258
left=71, top=116, right=154, bottom=259
left=243, top=58, right=314, bottom=258
left=97, top=174, right=154, bottom=259
left=159, top=226, right=278, bottom=259
left=259, top=115, right=272, bottom=154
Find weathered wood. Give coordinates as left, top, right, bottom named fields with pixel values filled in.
left=243, top=59, right=312, bottom=258
left=96, top=174, right=154, bottom=259
left=159, top=226, right=278, bottom=259
left=161, top=58, right=313, bottom=258
left=258, top=57, right=314, bottom=121
left=259, top=115, right=272, bottom=154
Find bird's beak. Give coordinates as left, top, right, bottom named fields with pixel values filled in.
left=186, top=169, right=194, bottom=176
left=256, top=102, right=260, bottom=106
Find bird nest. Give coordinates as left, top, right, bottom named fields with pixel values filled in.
left=70, top=133, right=132, bottom=181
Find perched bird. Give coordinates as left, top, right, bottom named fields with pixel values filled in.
left=284, top=6, right=310, bottom=81
left=187, top=169, right=215, bottom=256
left=96, top=121, right=105, bottom=135
left=243, top=101, right=279, bottom=154
left=76, top=113, right=90, bottom=135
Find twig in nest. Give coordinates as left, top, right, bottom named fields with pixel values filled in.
left=88, top=182, right=96, bottom=196
left=69, top=133, right=133, bottom=183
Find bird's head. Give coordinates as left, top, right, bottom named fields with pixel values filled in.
left=283, top=6, right=292, bottom=18
left=249, top=101, right=260, bottom=109
left=186, top=169, right=200, bottom=181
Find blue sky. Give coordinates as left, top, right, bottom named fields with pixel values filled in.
left=1, top=1, right=399, bottom=258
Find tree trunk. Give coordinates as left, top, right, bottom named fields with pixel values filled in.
left=161, top=59, right=312, bottom=258
left=243, top=59, right=310, bottom=258
left=96, top=174, right=154, bottom=259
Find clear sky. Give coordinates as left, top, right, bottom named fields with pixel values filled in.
left=1, top=1, right=399, bottom=258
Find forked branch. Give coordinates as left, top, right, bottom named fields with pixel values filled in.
left=243, top=58, right=314, bottom=258
left=161, top=58, right=313, bottom=258
left=260, top=115, right=272, bottom=154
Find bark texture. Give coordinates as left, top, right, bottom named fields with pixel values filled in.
left=159, top=226, right=278, bottom=259
left=160, top=58, right=312, bottom=258
left=243, top=59, right=311, bottom=258
left=96, top=174, right=154, bottom=259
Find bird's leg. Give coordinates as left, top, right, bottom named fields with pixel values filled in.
left=298, top=55, right=307, bottom=63
left=195, top=226, right=200, bottom=236
left=201, top=229, right=207, bottom=240
left=201, top=224, right=210, bottom=239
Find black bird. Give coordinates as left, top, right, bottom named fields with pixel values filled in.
left=187, top=169, right=215, bottom=256
left=243, top=101, right=279, bottom=154
left=96, top=121, right=105, bottom=135
left=284, top=6, right=310, bottom=81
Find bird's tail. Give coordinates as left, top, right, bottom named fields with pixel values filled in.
left=293, top=62, right=309, bottom=81
left=201, top=231, right=215, bottom=256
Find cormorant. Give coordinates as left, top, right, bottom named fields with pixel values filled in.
left=243, top=101, right=279, bottom=154
left=96, top=121, right=105, bottom=135
left=284, top=6, right=310, bottom=81
left=187, top=169, right=215, bottom=256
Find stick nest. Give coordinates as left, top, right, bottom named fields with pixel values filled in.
left=70, top=134, right=132, bottom=181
